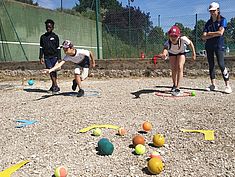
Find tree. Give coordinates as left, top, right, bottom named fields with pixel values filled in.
left=192, top=20, right=206, bottom=51
left=14, top=0, right=38, bottom=6
left=148, top=26, right=165, bottom=45
left=74, top=0, right=122, bottom=13
left=224, top=17, right=235, bottom=46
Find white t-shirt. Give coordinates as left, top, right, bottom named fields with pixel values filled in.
left=164, top=36, right=191, bottom=54
left=63, top=49, right=90, bottom=63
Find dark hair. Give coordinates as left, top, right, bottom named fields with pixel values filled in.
left=45, top=19, right=55, bottom=26
left=210, top=8, right=222, bottom=21
left=168, top=37, right=181, bottom=50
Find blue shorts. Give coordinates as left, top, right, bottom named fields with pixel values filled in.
left=45, top=57, right=58, bottom=69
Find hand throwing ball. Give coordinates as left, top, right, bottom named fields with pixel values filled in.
left=135, top=144, right=146, bottom=155
left=93, top=128, right=102, bottom=136
left=132, top=135, right=145, bottom=147
left=54, top=166, right=68, bottom=177
left=147, top=158, right=164, bottom=174
left=153, top=134, right=165, bottom=147
left=142, top=121, right=152, bottom=131
left=28, top=79, right=34, bottom=86
left=118, top=127, right=127, bottom=136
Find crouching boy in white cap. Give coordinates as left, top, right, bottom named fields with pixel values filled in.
left=43, top=40, right=95, bottom=97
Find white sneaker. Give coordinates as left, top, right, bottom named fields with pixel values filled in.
left=172, top=89, right=181, bottom=96
left=206, top=85, right=217, bottom=91
left=224, top=85, right=232, bottom=94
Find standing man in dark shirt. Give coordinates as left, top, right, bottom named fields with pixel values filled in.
left=39, top=19, right=61, bottom=93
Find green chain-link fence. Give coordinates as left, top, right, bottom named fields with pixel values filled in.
left=102, top=10, right=235, bottom=59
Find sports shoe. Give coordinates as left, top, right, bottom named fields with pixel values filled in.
left=52, top=86, right=60, bottom=93
left=206, top=85, right=217, bottom=91
left=49, top=86, right=53, bottom=92
left=72, top=79, right=77, bottom=91
left=77, top=89, right=84, bottom=97
left=171, top=85, right=177, bottom=92
left=224, top=85, right=232, bottom=94
left=172, top=89, right=181, bottom=96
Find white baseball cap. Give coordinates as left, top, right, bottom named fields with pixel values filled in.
left=208, top=2, right=219, bottom=11
left=61, top=40, right=73, bottom=48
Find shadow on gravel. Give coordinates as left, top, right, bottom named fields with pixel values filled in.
left=155, top=85, right=226, bottom=94
left=131, top=89, right=165, bottom=99
left=34, top=91, right=78, bottom=101
left=142, top=167, right=154, bottom=175
left=131, top=85, right=227, bottom=99
left=23, top=88, right=49, bottom=93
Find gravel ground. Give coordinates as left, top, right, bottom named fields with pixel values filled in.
left=0, top=77, right=234, bottom=177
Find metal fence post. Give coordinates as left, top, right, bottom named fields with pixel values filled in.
left=95, top=0, right=100, bottom=59
left=195, top=13, right=198, bottom=52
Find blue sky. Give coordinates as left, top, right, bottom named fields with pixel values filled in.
left=35, top=0, right=235, bottom=31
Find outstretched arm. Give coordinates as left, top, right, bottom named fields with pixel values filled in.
left=159, top=47, right=168, bottom=60
left=43, top=60, right=66, bottom=73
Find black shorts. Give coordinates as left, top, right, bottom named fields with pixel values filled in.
left=78, top=56, right=90, bottom=68
left=169, top=52, right=186, bottom=56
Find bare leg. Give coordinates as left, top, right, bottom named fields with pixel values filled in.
left=75, top=74, right=82, bottom=90
left=50, top=72, right=58, bottom=87
left=169, top=56, right=177, bottom=87
left=175, top=55, right=185, bottom=89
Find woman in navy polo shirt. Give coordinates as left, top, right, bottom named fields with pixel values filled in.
left=202, top=2, right=232, bottom=94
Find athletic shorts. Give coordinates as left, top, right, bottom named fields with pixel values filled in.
left=44, top=57, right=58, bottom=69
left=77, top=56, right=90, bottom=68
left=169, top=52, right=186, bottom=57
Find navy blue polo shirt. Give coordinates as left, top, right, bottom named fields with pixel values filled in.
left=203, top=16, right=227, bottom=51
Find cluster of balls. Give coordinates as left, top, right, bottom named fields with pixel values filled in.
left=132, top=121, right=165, bottom=175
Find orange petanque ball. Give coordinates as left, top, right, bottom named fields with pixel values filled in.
left=132, top=135, right=145, bottom=147
left=147, top=158, right=164, bottom=174
left=118, top=127, right=127, bottom=136
left=153, top=134, right=165, bottom=147
left=142, top=121, right=152, bottom=131
left=54, top=166, right=68, bottom=177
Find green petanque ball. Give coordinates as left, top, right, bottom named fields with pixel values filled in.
left=99, top=141, right=114, bottom=155
left=191, top=91, right=196, bottom=96
left=98, top=138, right=109, bottom=150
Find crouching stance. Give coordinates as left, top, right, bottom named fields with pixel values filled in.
left=43, top=40, right=95, bottom=97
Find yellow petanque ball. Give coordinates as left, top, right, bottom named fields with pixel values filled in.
left=93, top=128, right=102, bottom=136
left=54, top=166, right=68, bottom=177
left=147, top=158, right=164, bottom=174
left=135, top=144, right=146, bottom=155
left=153, top=134, right=165, bottom=147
